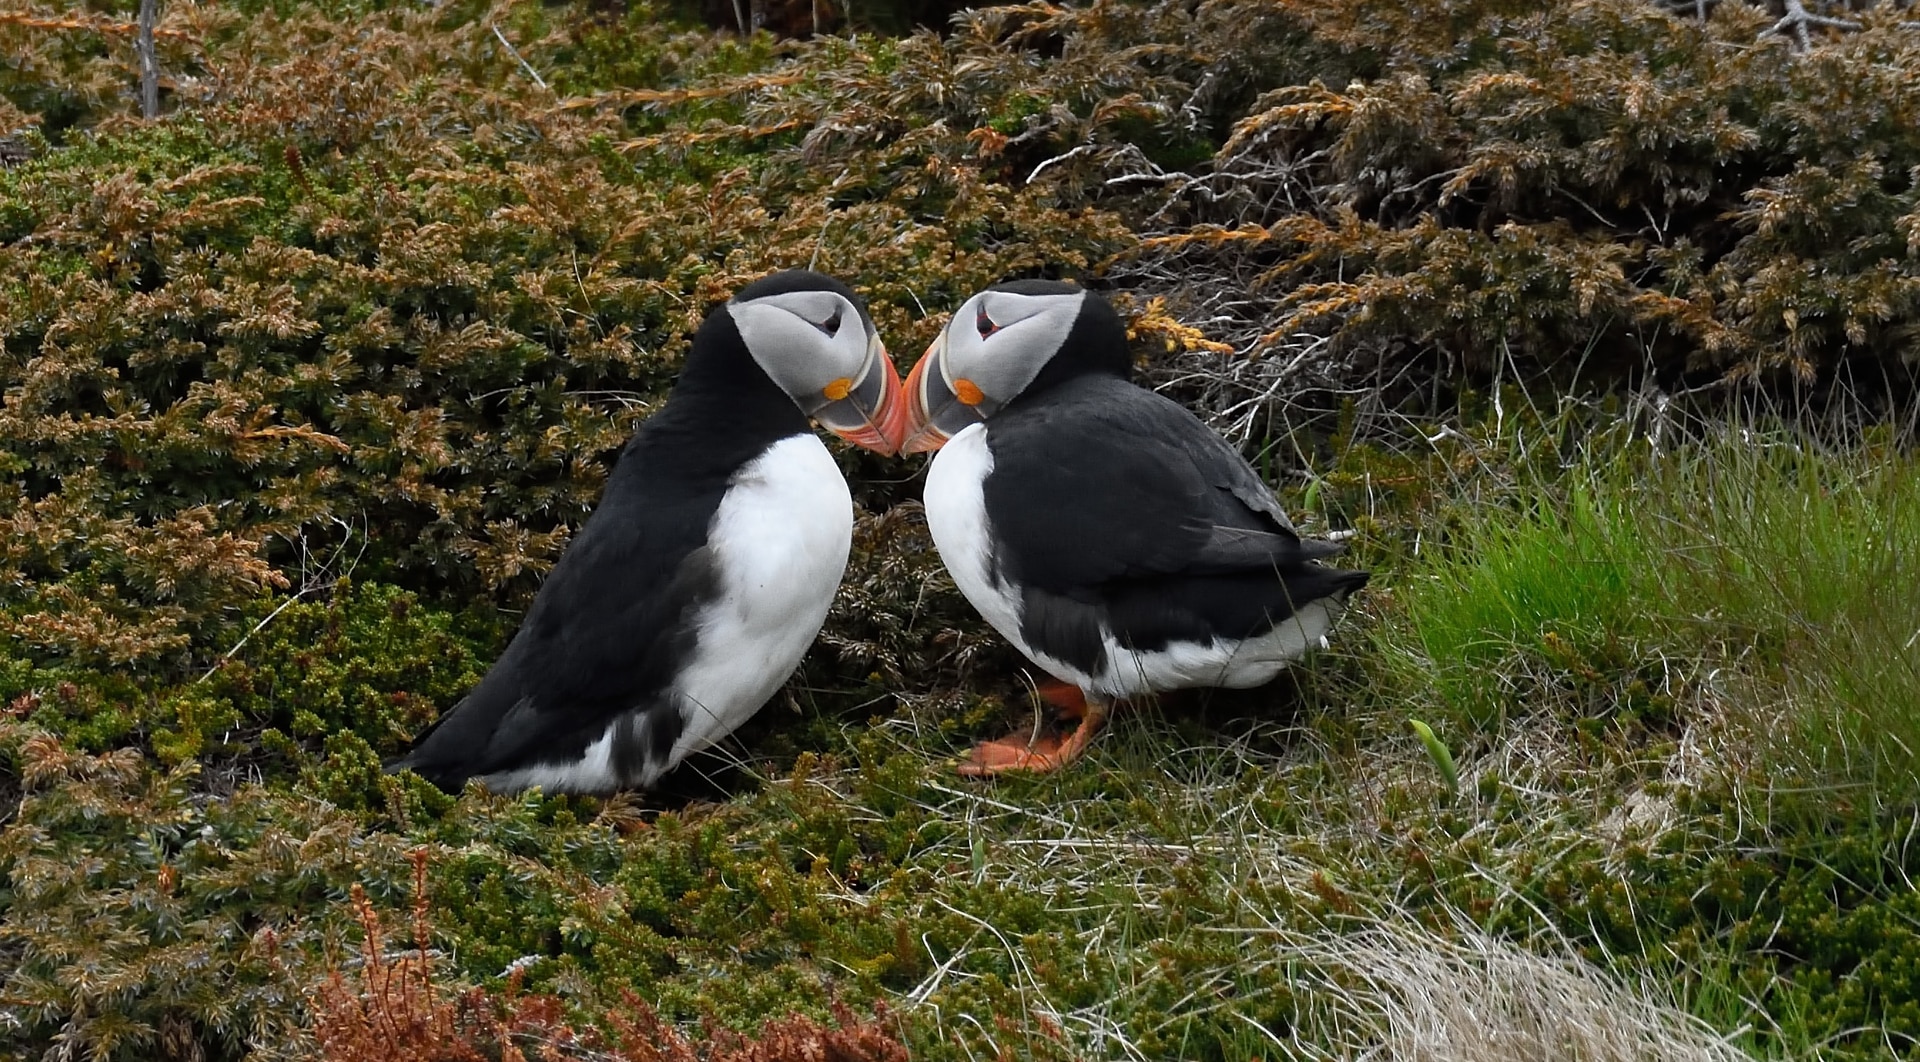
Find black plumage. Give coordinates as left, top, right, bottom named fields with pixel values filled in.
left=982, top=372, right=1368, bottom=678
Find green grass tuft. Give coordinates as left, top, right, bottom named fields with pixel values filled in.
left=1384, top=421, right=1920, bottom=796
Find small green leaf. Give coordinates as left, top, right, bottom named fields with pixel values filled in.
left=1409, top=718, right=1458, bottom=794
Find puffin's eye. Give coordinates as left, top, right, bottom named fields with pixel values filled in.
left=817, top=307, right=844, bottom=337
left=976, top=308, right=998, bottom=339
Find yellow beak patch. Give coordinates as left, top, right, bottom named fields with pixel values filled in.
left=822, top=377, right=853, bottom=401
left=954, top=378, right=986, bottom=406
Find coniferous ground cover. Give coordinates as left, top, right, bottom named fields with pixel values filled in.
left=2, top=1, right=1918, bottom=1059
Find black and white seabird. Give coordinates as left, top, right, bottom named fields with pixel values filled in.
left=394, top=270, right=908, bottom=794
left=901, top=280, right=1369, bottom=775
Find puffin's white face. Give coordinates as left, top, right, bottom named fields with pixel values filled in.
left=900, top=287, right=1086, bottom=454
left=727, top=288, right=908, bottom=455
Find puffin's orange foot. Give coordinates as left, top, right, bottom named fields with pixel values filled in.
left=957, top=698, right=1109, bottom=778
left=958, top=732, right=1071, bottom=776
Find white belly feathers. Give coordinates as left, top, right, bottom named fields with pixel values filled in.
left=923, top=424, right=1026, bottom=645
left=664, top=432, right=854, bottom=769
left=481, top=433, right=853, bottom=794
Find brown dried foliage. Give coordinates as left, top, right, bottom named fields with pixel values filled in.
left=1099, top=0, right=1920, bottom=432
left=311, top=850, right=909, bottom=1062
left=0, top=0, right=1145, bottom=676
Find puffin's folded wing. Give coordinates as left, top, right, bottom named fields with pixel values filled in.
left=390, top=499, right=719, bottom=789
left=985, top=416, right=1316, bottom=586
left=477, top=541, right=718, bottom=767
left=1189, top=523, right=1344, bottom=573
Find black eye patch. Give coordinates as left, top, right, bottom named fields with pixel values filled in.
left=976, top=307, right=999, bottom=338
left=817, top=306, right=844, bottom=337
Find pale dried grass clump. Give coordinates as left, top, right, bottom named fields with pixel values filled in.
left=1281, top=919, right=1753, bottom=1062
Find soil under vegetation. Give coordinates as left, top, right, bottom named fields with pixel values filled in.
left=2, top=0, right=1918, bottom=1059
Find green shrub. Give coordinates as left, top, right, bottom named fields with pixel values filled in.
left=1105, top=0, right=1920, bottom=431
left=0, top=0, right=1143, bottom=683
left=0, top=715, right=968, bottom=1060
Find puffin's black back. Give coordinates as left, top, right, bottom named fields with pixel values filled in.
left=976, top=288, right=1368, bottom=672
left=394, top=296, right=812, bottom=790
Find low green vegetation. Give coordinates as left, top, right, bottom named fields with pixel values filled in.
left=5, top=415, right=1916, bottom=1061
left=1355, top=417, right=1920, bottom=1059
left=1390, top=416, right=1920, bottom=793
left=3, top=0, right=1918, bottom=1059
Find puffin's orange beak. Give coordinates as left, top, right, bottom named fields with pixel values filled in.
left=902, top=331, right=996, bottom=454
left=820, top=347, right=909, bottom=456
left=901, top=350, right=948, bottom=454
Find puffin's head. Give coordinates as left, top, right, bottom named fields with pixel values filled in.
left=724, top=270, right=909, bottom=455
left=900, top=280, right=1129, bottom=454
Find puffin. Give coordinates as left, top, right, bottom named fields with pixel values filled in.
left=393, top=270, right=908, bottom=794
left=901, top=280, right=1369, bottom=775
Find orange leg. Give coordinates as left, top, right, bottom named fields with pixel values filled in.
left=1035, top=679, right=1088, bottom=718
left=959, top=686, right=1112, bottom=777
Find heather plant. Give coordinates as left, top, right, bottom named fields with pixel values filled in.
left=9, top=0, right=1916, bottom=679
left=0, top=0, right=1138, bottom=686
left=14, top=671, right=1917, bottom=1061
left=309, top=849, right=913, bottom=1062
left=1102, top=0, right=1920, bottom=440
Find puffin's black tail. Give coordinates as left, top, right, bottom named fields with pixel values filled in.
left=383, top=710, right=473, bottom=793
left=1291, top=563, right=1370, bottom=604
left=383, top=687, right=501, bottom=793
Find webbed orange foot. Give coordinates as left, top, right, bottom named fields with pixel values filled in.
left=957, top=692, right=1110, bottom=777
left=958, top=732, right=1071, bottom=776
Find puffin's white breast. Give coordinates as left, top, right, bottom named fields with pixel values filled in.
left=478, top=433, right=854, bottom=794
left=923, top=424, right=1095, bottom=686
left=923, top=425, right=1018, bottom=637
left=664, top=432, right=854, bottom=772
